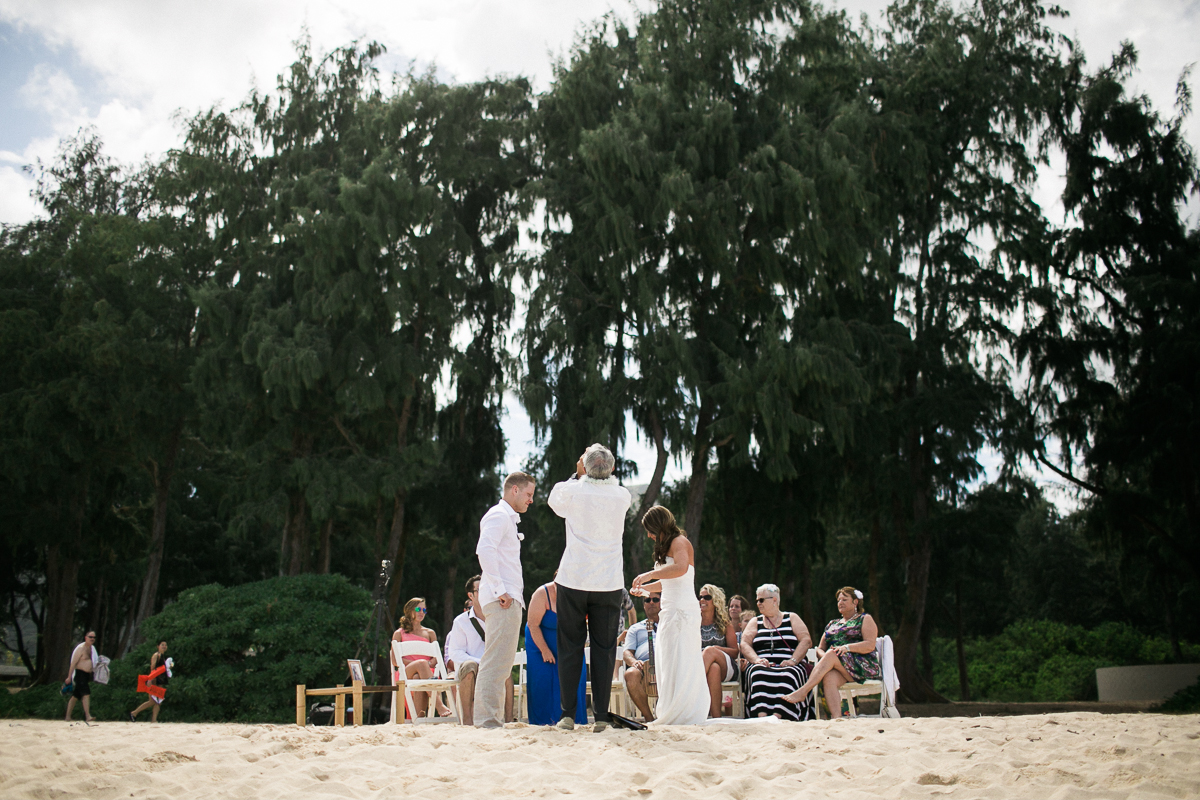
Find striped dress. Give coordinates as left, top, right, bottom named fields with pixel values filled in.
left=741, top=613, right=816, bottom=721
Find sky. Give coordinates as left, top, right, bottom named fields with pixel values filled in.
left=2, top=0, right=1197, bottom=499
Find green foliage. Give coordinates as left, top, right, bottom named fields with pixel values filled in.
left=1154, top=677, right=1200, bottom=714
left=931, top=620, right=1200, bottom=702
left=2, top=575, right=370, bottom=722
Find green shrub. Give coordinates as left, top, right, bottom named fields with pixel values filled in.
left=932, top=619, right=1195, bottom=702
left=0, top=574, right=371, bottom=723
left=1154, top=676, right=1200, bottom=713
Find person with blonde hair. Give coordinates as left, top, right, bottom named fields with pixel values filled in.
left=783, top=586, right=879, bottom=716
left=699, top=583, right=739, bottom=717
left=391, top=597, right=451, bottom=718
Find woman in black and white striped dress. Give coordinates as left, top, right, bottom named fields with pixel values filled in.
left=739, top=583, right=816, bottom=720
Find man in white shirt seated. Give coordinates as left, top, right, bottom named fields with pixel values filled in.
left=445, top=574, right=514, bottom=726
left=548, top=444, right=632, bottom=730
left=621, top=591, right=661, bottom=722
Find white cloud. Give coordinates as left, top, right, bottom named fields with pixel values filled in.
left=0, top=164, right=38, bottom=223
left=19, top=63, right=84, bottom=120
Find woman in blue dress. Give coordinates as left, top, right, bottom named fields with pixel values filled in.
left=525, top=580, right=588, bottom=725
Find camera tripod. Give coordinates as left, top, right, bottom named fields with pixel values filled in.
left=353, top=560, right=396, bottom=720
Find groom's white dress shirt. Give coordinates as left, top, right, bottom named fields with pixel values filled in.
left=549, top=475, right=632, bottom=591
left=476, top=499, right=525, bottom=609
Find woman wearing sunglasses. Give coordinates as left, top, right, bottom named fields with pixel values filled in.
left=739, top=584, right=816, bottom=721
left=391, top=597, right=452, bottom=717
left=698, top=584, right=739, bottom=717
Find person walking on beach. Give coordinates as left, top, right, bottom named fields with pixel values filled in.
left=474, top=471, right=535, bottom=728
left=129, top=640, right=169, bottom=722
left=64, top=631, right=97, bottom=723
left=548, top=444, right=631, bottom=730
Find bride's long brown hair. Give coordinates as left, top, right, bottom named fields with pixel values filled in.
left=643, top=505, right=686, bottom=566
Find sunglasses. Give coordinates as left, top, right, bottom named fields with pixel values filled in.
left=756, top=597, right=774, bottom=603
left=415, top=607, right=427, bottom=613
left=644, top=597, right=661, bottom=603
left=699, top=594, right=713, bottom=601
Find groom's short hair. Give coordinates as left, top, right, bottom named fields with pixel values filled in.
left=503, top=471, right=536, bottom=493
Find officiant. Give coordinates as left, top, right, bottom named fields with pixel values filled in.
left=547, top=444, right=632, bottom=731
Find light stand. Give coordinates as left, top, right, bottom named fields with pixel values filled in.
left=354, top=559, right=395, bottom=721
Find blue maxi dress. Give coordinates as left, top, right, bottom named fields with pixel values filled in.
left=525, top=585, right=588, bottom=725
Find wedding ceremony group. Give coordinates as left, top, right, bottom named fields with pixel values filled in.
left=397, top=443, right=894, bottom=731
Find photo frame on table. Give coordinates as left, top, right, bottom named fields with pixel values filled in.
left=347, top=659, right=365, bottom=684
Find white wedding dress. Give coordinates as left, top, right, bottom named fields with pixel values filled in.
left=650, top=557, right=710, bottom=725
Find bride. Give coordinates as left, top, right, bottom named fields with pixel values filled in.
left=631, top=506, right=709, bottom=725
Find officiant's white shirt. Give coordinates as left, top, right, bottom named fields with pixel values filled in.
left=549, top=475, right=632, bottom=592
left=476, top=499, right=525, bottom=609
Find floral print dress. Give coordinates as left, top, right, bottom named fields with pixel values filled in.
left=823, top=614, right=881, bottom=682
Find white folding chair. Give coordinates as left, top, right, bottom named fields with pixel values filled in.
left=512, top=649, right=528, bottom=723
left=583, top=646, right=626, bottom=719
left=837, top=635, right=900, bottom=718
left=392, top=640, right=461, bottom=724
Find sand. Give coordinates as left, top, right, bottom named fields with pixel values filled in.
left=1, top=713, right=1197, bottom=799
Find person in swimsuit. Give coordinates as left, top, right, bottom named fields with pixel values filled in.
left=64, top=631, right=97, bottom=723
left=391, top=597, right=452, bottom=717
left=129, top=640, right=169, bottom=722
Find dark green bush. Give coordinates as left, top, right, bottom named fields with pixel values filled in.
left=0, top=574, right=371, bottom=723
left=1154, top=676, right=1200, bottom=713
left=932, top=619, right=1197, bottom=702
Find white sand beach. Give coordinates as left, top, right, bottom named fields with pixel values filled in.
left=2, top=713, right=1197, bottom=799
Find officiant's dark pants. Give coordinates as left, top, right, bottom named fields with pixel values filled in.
left=555, top=584, right=622, bottom=723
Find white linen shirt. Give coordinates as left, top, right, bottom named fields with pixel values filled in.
left=549, top=475, right=632, bottom=592
left=476, top=499, right=525, bottom=609
left=445, top=608, right=486, bottom=668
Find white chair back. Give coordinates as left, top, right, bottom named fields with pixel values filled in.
left=393, top=639, right=451, bottom=679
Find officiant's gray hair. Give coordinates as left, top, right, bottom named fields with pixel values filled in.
left=584, top=444, right=615, bottom=479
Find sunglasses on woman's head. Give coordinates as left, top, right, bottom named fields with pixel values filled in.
left=699, top=594, right=712, bottom=601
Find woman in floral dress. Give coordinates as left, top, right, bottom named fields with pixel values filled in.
left=782, top=586, right=879, bottom=716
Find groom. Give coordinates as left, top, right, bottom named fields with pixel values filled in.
left=548, top=444, right=632, bottom=730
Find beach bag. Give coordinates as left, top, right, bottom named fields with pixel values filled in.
left=93, top=656, right=111, bottom=685
left=309, top=702, right=336, bottom=725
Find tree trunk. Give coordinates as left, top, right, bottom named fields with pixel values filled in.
left=801, top=547, right=813, bottom=632
left=893, top=429, right=948, bottom=703
left=954, top=580, right=970, bottom=701
left=385, top=489, right=410, bottom=622
left=373, top=496, right=386, bottom=567
left=131, top=425, right=181, bottom=649
left=443, top=525, right=463, bottom=635
left=684, top=401, right=714, bottom=561
left=42, top=543, right=81, bottom=684
left=868, top=510, right=883, bottom=633
left=286, top=491, right=308, bottom=577
left=318, top=518, right=334, bottom=575
left=636, top=410, right=669, bottom=520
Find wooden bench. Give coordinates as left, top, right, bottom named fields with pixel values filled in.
left=295, top=680, right=405, bottom=727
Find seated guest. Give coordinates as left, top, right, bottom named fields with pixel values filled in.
left=446, top=575, right=514, bottom=725
left=728, top=595, right=752, bottom=638
left=524, top=578, right=587, bottom=726
left=621, top=590, right=662, bottom=721
left=391, top=597, right=451, bottom=718
left=783, top=586, right=880, bottom=716
left=699, top=584, right=739, bottom=718
left=740, top=583, right=816, bottom=720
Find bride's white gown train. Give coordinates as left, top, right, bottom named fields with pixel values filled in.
left=650, top=557, right=710, bottom=725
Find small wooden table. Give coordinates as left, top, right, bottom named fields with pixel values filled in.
left=295, top=680, right=405, bottom=726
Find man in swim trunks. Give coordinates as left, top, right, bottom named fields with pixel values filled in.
left=64, top=631, right=97, bottom=722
